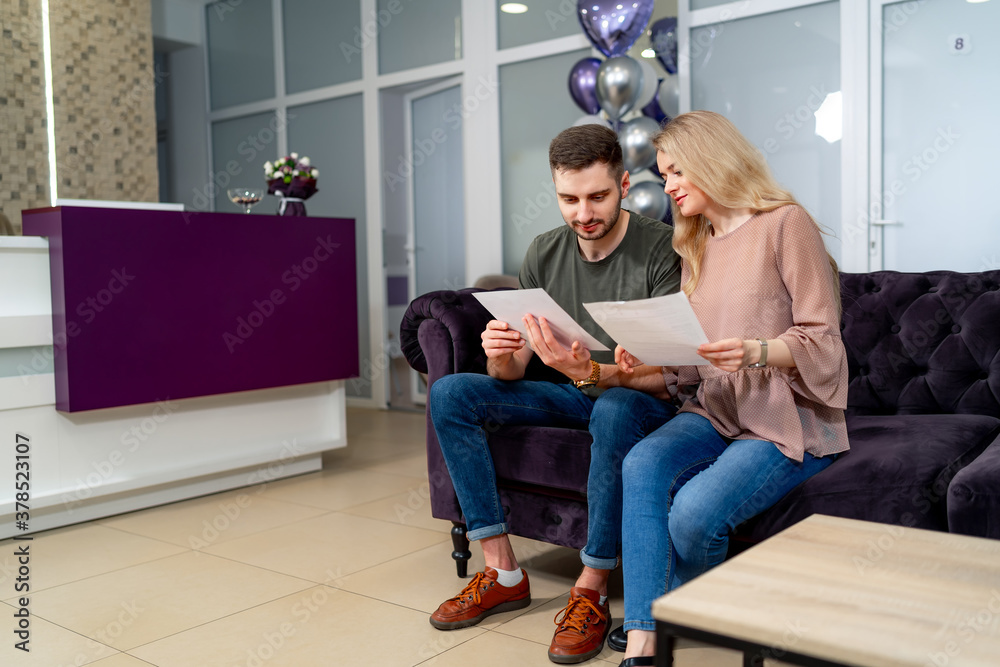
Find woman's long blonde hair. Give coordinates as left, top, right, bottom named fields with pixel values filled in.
left=653, top=111, right=839, bottom=298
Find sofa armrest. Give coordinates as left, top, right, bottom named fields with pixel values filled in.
left=400, top=288, right=498, bottom=383
left=948, top=433, right=1000, bottom=539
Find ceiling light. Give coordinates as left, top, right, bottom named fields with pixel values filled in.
left=500, top=3, right=528, bottom=13
left=640, top=48, right=656, bottom=58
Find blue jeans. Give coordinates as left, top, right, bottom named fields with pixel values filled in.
left=429, top=373, right=676, bottom=570
left=621, top=412, right=834, bottom=631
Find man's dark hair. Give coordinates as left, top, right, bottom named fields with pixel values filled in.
left=548, top=124, right=624, bottom=181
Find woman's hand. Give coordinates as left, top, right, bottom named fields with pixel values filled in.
left=615, top=345, right=644, bottom=374
left=697, top=338, right=757, bottom=372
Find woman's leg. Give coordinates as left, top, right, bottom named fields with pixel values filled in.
left=621, top=413, right=729, bottom=635
left=668, top=439, right=834, bottom=586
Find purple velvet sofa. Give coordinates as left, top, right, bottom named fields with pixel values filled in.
left=401, top=270, right=1000, bottom=575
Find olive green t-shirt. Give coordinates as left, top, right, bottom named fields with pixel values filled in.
left=518, top=211, right=681, bottom=366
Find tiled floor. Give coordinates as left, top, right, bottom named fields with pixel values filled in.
left=1, top=407, right=743, bottom=666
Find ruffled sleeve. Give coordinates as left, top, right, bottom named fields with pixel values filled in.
left=774, top=208, right=848, bottom=409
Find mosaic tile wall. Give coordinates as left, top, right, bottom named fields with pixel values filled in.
left=0, top=0, right=51, bottom=234
left=49, top=0, right=158, bottom=206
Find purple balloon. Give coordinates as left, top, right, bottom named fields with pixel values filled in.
left=577, top=0, right=655, bottom=58
left=650, top=17, right=678, bottom=75
left=641, top=79, right=668, bottom=124
left=568, top=57, right=602, bottom=116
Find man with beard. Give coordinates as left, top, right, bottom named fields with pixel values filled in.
left=427, top=124, right=681, bottom=664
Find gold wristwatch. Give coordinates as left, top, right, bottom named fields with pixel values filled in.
left=573, top=360, right=601, bottom=389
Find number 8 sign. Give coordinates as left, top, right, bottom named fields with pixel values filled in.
left=948, top=34, right=973, bottom=55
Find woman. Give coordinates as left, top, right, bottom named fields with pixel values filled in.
left=614, top=111, right=849, bottom=666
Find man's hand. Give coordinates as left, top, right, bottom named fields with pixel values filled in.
left=522, top=315, right=592, bottom=381
left=615, top=345, right=644, bottom=374
left=482, top=320, right=526, bottom=359
left=697, top=338, right=753, bottom=372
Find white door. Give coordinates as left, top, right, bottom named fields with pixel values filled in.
left=404, top=80, right=466, bottom=404
left=869, top=0, right=1000, bottom=271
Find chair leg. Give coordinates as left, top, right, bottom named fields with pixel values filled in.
left=451, top=522, right=471, bottom=577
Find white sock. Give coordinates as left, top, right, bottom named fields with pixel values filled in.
left=599, top=595, right=607, bottom=606
left=493, top=566, right=523, bottom=587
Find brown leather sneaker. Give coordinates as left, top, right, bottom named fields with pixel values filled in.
left=548, top=587, right=611, bottom=664
left=429, top=567, right=531, bottom=630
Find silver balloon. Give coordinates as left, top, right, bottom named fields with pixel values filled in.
left=635, top=57, right=659, bottom=110
left=625, top=181, right=669, bottom=221
left=619, top=116, right=661, bottom=173
left=596, top=56, right=643, bottom=121
left=658, top=75, right=680, bottom=119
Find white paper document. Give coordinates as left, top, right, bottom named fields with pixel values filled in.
left=583, top=292, right=711, bottom=366
left=472, top=289, right=610, bottom=352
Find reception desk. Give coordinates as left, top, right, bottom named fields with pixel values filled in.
left=0, top=207, right=358, bottom=537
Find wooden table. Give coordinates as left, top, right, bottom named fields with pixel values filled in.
left=652, top=515, right=1000, bottom=667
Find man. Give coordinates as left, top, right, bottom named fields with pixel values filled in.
left=428, top=124, right=681, bottom=664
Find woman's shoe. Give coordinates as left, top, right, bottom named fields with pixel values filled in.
left=617, top=657, right=654, bottom=667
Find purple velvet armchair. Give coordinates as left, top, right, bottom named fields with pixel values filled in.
left=400, top=271, right=1000, bottom=576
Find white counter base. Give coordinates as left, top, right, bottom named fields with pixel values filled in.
left=0, top=379, right=346, bottom=539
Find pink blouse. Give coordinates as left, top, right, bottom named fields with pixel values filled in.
left=676, top=205, right=849, bottom=461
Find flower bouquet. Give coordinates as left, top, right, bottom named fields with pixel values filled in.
left=265, top=153, right=319, bottom=216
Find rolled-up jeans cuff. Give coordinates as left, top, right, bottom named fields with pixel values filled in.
left=466, top=522, right=508, bottom=542
left=579, top=548, right=619, bottom=571
left=623, top=620, right=656, bottom=633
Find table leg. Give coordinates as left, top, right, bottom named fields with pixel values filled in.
left=654, top=626, right=674, bottom=667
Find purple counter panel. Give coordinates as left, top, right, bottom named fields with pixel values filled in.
left=22, top=206, right=359, bottom=412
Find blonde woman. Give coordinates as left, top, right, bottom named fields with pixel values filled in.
left=613, top=111, right=849, bottom=666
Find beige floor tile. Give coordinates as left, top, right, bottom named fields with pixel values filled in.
left=99, top=486, right=329, bottom=549
left=88, top=655, right=158, bottom=666
left=334, top=539, right=581, bottom=632
left=203, top=512, right=447, bottom=582
left=326, top=434, right=427, bottom=467
left=359, top=451, right=430, bottom=478
left=340, top=485, right=452, bottom=534
left=253, top=466, right=423, bottom=511
left=0, top=525, right=185, bottom=595
left=0, top=601, right=118, bottom=667
left=27, top=551, right=313, bottom=651
left=420, top=630, right=557, bottom=667
left=346, top=406, right=425, bottom=442
left=130, top=585, right=486, bottom=667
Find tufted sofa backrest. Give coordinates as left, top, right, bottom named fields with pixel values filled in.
left=840, top=270, right=1000, bottom=418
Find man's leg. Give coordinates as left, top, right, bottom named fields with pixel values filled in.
left=551, top=388, right=677, bottom=661
left=428, top=373, right=595, bottom=631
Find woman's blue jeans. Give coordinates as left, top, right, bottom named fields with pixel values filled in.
left=429, top=373, right=676, bottom=570
left=621, top=412, right=834, bottom=631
